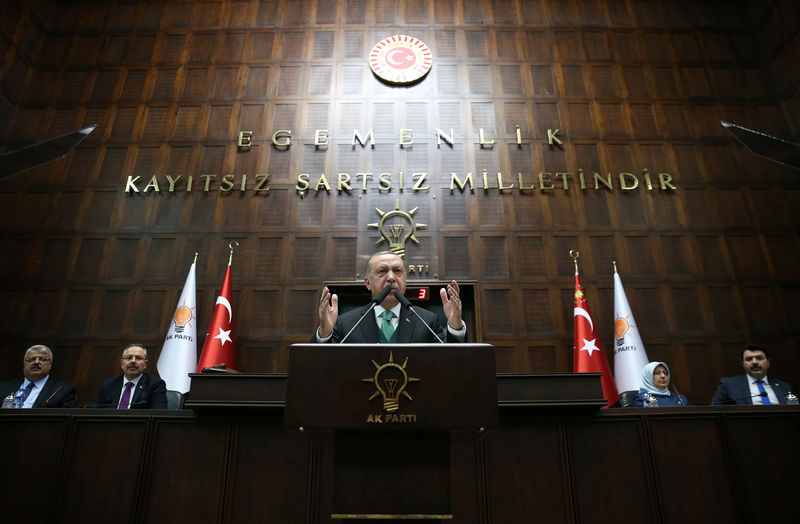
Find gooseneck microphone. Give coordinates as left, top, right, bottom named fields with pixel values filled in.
left=671, top=383, right=686, bottom=406
left=394, top=290, right=444, bottom=343
left=43, top=385, right=63, bottom=407
left=339, top=284, right=392, bottom=343
left=726, top=391, right=768, bottom=405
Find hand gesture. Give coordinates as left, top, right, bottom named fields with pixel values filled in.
left=441, top=280, right=464, bottom=330
left=318, top=286, right=338, bottom=338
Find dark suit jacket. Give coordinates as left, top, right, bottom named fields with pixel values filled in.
left=91, top=372, right=168, bottom=409
left=313, top=303, right=464, bottom=344
left=0, top=376, right=76, bottom=408
left=711, top=375, right=793, bottom=405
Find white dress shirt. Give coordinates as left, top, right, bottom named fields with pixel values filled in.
left=747, top=375, right=780, bottom=404
left=21, top=375, right=50, bottom=408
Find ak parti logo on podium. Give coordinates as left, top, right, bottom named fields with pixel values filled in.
left=362, top=352, right=419, bottom=424
left=369, top=35, right=432, bottom=84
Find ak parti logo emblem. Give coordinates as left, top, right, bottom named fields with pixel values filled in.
left=369, top=35, right=432, bottom=84
left=368, top=200, right=426, bottom=258
left=614, top=313, right=634, bottom=346
left=362, top=352, right=420, bottom=413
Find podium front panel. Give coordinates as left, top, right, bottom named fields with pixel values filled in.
left=284, top=343, right=498, bottom=430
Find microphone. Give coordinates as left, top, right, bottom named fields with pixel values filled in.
left=373, top=283, right=393, bottom=306
left=725, top=391, right=768, bottom=405
left=339, top=284, right=392, bottom=344
left=43, top=385, right=63, bottom=407
left=670, top=383, right=686, bottom=406
left=394, top=290, right=444, bottom=344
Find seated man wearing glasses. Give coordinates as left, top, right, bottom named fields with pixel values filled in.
left=92, top=343, right=167, bottom=409
left=1, top=345, right=76, bottom=408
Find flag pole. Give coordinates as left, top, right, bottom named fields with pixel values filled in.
left=194, top=251, right=198, bottom=264
left=612, top=259, right=617, bottom=273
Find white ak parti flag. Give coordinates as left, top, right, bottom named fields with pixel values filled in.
left=157, top=259, right=198, bottom=393
left=612, top=266, right=649, bottom=392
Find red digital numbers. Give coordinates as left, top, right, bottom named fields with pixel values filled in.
left=418, top=287, right=428, bottom=300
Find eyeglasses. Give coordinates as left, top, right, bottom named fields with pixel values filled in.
left=122, top=355, right=146, bottom=362
left=25, top=357, right=51, bottom=363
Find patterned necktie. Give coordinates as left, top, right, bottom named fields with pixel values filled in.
left=380, top=310, right=395, bottom=341
left=756, top=379, right=771, bottom=405
left=19, top=382, right=35, bottom=404
left=119, top=382, right=134, bottom=410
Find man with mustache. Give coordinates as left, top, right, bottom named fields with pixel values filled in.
left=711, top=345, right=794, bottom=405
left=314, top=251, right=466, bottom=344
left=91, top=344, right=167, bottom=409
left=0, top=345, right=76, bottom=408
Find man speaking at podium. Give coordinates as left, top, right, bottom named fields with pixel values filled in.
left=314, top=251, right=466, bottom=344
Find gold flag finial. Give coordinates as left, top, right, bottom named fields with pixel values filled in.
left=193, top=252, right=198, bottom=264
left=228, top=241, right=239, bottom=265
left=612, top=260, right=617, bottom=274
left=569, top=250, right=580, bottom=273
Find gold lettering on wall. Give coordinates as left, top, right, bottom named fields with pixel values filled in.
left=237, top=131, right=253, bottom=149
left=123, top=128, right=676, bottom=196
left=125, top=170, right=675, bottom=194
left=547, top=128, right=563, bottom=145
left=314, top=129, right=329, bottom=147
left=272, top=130, right=291, bottom=148
left=399, top=129, right=413, bottom=146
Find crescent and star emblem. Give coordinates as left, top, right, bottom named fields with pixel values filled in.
left=215, top=296, right=233, bottom=323
left=573, top=307, right=593, bottom=331
left=368, top=35, right=432, bottom=84
left=385, top=48, right=416, bottom=69
left=574, top=307, right=599, bottom=357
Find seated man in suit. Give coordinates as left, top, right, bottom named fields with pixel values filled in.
left=1, top=344, right=76, bottom=408
left=314, top=251, right=466, bottom=344
left=711, top=344, right=794, bottom=405
left=92, top=343, right=167, bottom=409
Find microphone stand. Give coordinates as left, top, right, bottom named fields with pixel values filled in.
left=394, top=290, right=444, bottom=343
left=339, top=284, right=393, bottom=344
left=43, top=385, right=63, bottom=407
left=671, top=383, right=685, bottom=406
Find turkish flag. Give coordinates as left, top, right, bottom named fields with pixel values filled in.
left=573, top=272, right=618, bottom=407
left=197, top=263, right=236, bottom=372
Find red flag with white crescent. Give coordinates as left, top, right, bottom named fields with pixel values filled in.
left=573, top=271, right=618, bottom=408
left=197, top=263, right=236, bottom=371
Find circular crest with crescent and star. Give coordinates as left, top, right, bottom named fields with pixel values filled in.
left=369, top=35, right=432, bottom=84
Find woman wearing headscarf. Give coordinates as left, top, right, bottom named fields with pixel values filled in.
left=633, top=361, right=689, bottom=407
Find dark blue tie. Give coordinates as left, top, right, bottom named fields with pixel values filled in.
left=756, top=380, right=771, bottom=405
left=20, top=382, right=35, bottom=403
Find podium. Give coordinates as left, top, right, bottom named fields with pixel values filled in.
left=285, top=343, right=497, bottom=520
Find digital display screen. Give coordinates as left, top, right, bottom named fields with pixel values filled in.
left=405, top=287, right=430, bottom=301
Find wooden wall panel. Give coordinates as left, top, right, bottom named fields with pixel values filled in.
left=0, top=418, right=69, bottom=522
left=59, top=419, right=148, bottom=521
left=144, top=419, right=230, bottom=523
left=488, top=422, right=571, bottom=522
left=569, top=417, right=656, bottom=524
left=727, top=414, right=800, bottom=522
left=649, top=416, right=740, bottom=522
